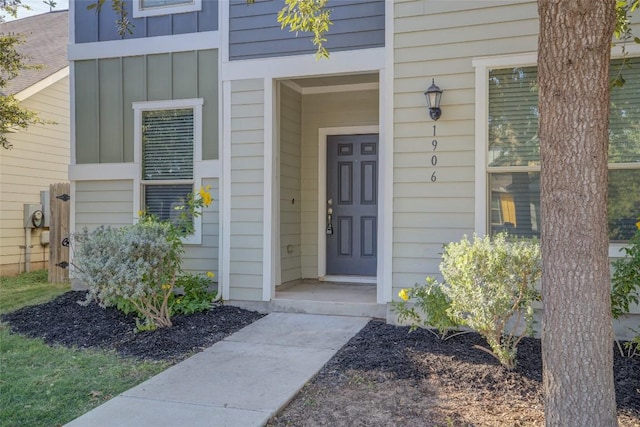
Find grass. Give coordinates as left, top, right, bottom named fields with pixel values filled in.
left=0, top=270, right=69, bottom=314
left=0, top=271, right=169, bottom=427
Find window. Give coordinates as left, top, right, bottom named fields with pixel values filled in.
left=481, top=56, right=640, bottom=242
left=133, top=0, right=201, bottom=18
left=134, top=99, right=203, bottom=244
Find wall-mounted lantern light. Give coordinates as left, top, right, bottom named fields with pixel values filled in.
left=424, top=79, right=443, bottom=121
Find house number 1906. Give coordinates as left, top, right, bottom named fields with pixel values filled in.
left=431, top=125, right=438, bottom=182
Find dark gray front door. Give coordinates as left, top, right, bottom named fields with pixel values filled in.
left=326, top=134, right=378, bottom=276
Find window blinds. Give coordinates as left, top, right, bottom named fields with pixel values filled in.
left=142, top=108, right=194, bottom=181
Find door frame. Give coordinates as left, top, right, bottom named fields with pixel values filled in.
left=318, top=125, right=379, bottom=284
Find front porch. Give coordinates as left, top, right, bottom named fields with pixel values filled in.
left=229, top=279, right=387, bottom=319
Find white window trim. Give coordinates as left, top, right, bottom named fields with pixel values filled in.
left=132, top=0, right=201, bottom=18
left=473, top=47, right=640, bottom=248
left=133, top=98, right=204, bottom=245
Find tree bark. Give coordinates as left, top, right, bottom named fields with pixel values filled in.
left=537, top=1, right=618, bottom=426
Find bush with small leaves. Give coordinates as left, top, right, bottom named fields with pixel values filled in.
left=72, top=187, right=213, bottom=330
left=395, top=233, right=541, bottom=369
left=611, top=224, right=640, bottom=357
left=441, top=233, right=541, bottom=369
left=393, top=277, right=460, bottom=340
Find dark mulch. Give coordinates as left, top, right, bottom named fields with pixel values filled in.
left=1, top=291, right=265, bottom=362
left=269, top=321, right=640, bottom=426
left=2, top=293, right=639, bottom=426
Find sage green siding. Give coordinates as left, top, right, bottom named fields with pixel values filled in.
left=183, top=178, right=220, bottom=275
left=229, top=79, right=264, bottom=301
left=75, top=180, right=135, bottom=229
left=75, top=179, right=220, bottom=277
left=279, top=84, right=302, bottom=283
left=300, top=90, right=379, bottom=278
left=392, top=1, right=539, bottom=298
left=74, top=49, right=219, bottom=164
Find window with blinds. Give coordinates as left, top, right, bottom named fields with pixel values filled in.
left=487, top=57, right=640, bottom=241
left=141, top=108, right=194, bottom=223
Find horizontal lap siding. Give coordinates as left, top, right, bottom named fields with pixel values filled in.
left=392, top=1, right=539, bottom=298
left=183, top=178, right=220, bottom=276
left=74, top=49, right=218, bottom=164
left=229, top=0, right=384, bottom=60
left=300, top=90, right=379, bottom=278
left=0, top=78, right=70, bottom=274
left=75, top=180, right=134, bottom=229
left=230, top=79, right=264, bottom=301
left=280, top=85, right=302, bottom=283
left=74, top=0, right=218, bottom=43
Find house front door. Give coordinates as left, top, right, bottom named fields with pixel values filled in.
left=325, top=134, right=378, bottom=276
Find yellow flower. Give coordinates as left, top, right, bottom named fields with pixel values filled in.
left=199, top=187, right=213, bottom=207
left=636, top=220, right=640, bottom=230
left=161, top=284, right=171, bottom=291
left=137, top=210, right=145, bottom=217
left=399, top=288, right=410, bottom=301
left=206, top=271, right=215, bottom=278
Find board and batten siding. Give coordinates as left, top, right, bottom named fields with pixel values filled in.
left=229, top=79, right=265, bottom=300
left=74, top=49, right=218, bottom=164
left=0, top=77, right=70, bottom=275
left=300, top=89, right=379, bottom=279
left=229, top=0, right=385, bottom=60
left=74, top=0, right=218, bottom=43
left=279, top=84, right=302, bottom=283
left=392, top=1, right=539, bottom=298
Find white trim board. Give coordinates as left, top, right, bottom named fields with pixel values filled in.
left=68, top=31, right=220, bottom=61
left=221, top=48, right=385, bottom=81
left=14, top=67, right=69, bottom=101
left=132, top=0, right=202, bottom=18
left=381, top=0, right=394, bottom=304
left=317, top=125, right=380, bottom=287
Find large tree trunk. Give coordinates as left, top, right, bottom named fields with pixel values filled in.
left=537, top=1, right=618, bottom=426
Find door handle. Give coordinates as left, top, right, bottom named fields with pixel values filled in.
left=326, top=207, right=333, bottom=235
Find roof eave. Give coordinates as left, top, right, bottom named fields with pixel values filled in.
left=14, top=66, right=70, bottom=101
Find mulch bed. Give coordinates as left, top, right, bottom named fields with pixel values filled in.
left=2, top=292, right=639, bottom=426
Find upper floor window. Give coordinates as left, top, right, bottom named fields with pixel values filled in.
left=133, top=0, right=201, bottom=18
left=477, top=56, right=640, bottom=242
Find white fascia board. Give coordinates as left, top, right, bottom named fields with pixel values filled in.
left=221, top=47, right=385, bottom=81
left=14, top=67, right=69, bottom=101
left=68, top=31, right=219, bottom=61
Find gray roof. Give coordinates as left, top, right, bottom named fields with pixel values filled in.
left=1, top=10, right=68, bottom=96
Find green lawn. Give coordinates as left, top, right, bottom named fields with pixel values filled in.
left=0, top=271, right=168, bottom=427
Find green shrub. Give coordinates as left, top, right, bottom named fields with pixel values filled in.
left=172, top=273, right=217, bottom=315
left=393, top=277, right=460, bottom=339
left=396, top=233, right=541, bottom=369
left=72, top=187, right=213, bottom=331
left=611, top=225, right=640, bottom=357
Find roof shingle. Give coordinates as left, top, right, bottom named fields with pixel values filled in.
left=0, top=10, right=68, bottom=96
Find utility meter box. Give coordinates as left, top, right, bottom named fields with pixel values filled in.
left=40, top=190, right=51, bottom=228
left=24, top=204, right=45, bottom=228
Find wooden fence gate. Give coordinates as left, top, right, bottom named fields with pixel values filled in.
left=48, top=182, right=70, bottom=283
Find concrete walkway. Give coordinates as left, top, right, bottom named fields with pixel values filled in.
left=66, top=313, right=369, bottom=427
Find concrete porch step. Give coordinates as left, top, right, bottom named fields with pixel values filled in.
left=270, top=297, right=387, bottom=318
